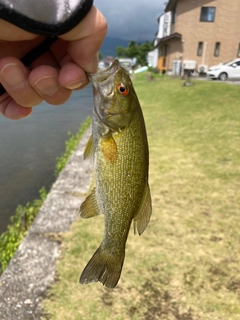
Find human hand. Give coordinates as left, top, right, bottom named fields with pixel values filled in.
left=0, top=6, right=107, bottom=119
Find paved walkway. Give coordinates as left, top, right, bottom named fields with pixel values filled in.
left=0, top=127, right=92, bottom=320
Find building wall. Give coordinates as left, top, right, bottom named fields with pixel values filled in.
left=160, top=40, right=183, bottom=71
left=157, top=12, right=172, bottom=39
left=166, top=0, right=240, bottom=70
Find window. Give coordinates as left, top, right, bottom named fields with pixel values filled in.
left=200, top=7, right=215, bottom=22
left=197, top=42, right=203, bottom=56
left=214, top=42, right=220, bottom=57
left=172, top=8, right=176, bottom=24
left=237, top=43, right=240, bottom=57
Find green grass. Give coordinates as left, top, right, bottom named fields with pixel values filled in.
left=42, top=75, right=240, bottom=320
left=0, top=187, right=47, bottom=273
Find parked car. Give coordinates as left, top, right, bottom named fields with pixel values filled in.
left=207, top=58, right=240, bottom=81
left=119, top=58, right=133, bottom=74
left=98, top=61, right=105, bottom=69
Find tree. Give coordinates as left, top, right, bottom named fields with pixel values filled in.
left=116, top=40, right=153, bottom=66
left=126, top=40, right=138, bottom=58
left=116, top=46, right=127, bottom=58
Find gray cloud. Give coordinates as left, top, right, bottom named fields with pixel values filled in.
left=94, top=0, right=165, bottom=41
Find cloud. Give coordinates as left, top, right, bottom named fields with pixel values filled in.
left=94, top=0, right=165, bottom=40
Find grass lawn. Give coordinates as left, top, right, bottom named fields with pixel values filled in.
left=42, top=75, right=240, bottom=320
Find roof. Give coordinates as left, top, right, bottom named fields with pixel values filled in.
left=165, top=0, right=178, bottom=12
left=165, top=0, right=212, bottom=12
left=155, top=32, right=182, bottom=47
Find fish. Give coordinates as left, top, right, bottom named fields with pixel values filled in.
left=79, top=59, right=152, bottom=288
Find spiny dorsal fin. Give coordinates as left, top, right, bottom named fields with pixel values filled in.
left=79, top=188, right=102, bottom=219
left=83, top=134, right=94, bottom=160
left=133, top=183, right=152, bottom=235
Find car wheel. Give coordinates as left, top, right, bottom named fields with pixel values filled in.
left=219, top=72, right=228, bottom=81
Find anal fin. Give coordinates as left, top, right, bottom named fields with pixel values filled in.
left=133, top=183, right=152, bottom=235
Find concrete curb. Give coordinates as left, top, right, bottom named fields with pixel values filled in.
left=0, top=127, right=92, bottom=320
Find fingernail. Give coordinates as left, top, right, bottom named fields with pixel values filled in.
left=66, top=79, right=85, bottom=90
left=34, top=76, right=59, bottom=96
left=0, top=63, right=27, bottom=89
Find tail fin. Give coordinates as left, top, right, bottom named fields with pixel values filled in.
left=80, top=245, right=125, bottom=288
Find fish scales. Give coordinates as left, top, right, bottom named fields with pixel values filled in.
left=79, top=59, right=152, bottom=288
left=95, top=111, right=147, bottom=246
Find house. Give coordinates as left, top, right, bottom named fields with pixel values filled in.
left=148, top=12, right=171, bottom=70
left=154, top=0, right=240, bottom=74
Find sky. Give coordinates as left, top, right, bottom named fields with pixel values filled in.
left=94, top=0, right=166, bottom=41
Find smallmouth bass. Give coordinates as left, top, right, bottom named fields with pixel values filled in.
left=79, top=59, right=152, bottom=288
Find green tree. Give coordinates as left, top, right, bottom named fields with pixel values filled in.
left=126, top=40, right=138, bottom=58
left=116, top=46, right=127, bottom=58
left=116, top=40, right=153, bottom=66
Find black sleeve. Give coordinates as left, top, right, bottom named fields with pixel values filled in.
left=0, top=0, right=93, bottom=36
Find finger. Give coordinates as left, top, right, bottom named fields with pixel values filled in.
left=49, top=42, right=89, bottom=90
left=48, top=38, right=67, bottom=64
left=58, top=61, right=89, bottom=90
left=0, top=96, right=32, bottom=119
left=0, top=19, right=38, bottom=41
left=29, top=51, right=79, bottom=99
left=30, top=50, right=59, bottom=69
left=0, top=36, right=45, bottom=60
left=29, top=65, right=72, bottom=105
left=0, top=57, right=42, bottom=107
left=59, top=6, right=107, bottom=73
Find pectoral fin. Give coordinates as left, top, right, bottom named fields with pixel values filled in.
left=79, top=188, right=102, bottom=219
left=133, top=183, right=152, bottom=235
left=83, top=134, right=94, bottom=160
left=101, top=133, right=118, bottom=163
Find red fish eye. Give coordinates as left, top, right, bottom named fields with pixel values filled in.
left=118, top=83, right=129, bottom=96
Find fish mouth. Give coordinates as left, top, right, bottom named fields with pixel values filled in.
left=88, top=59, right=120, bottom=83
left=88, top=60, right=121, bottom=102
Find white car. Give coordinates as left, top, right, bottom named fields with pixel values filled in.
left=207, top=58, right=240, bottom=81
left=119, top=59, right=133, bottom=74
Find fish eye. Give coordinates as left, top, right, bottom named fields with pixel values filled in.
left=118, top=83, right=129, bottom=96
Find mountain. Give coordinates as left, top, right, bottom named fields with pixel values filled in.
left=99, top=37, right=130, bottom=58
